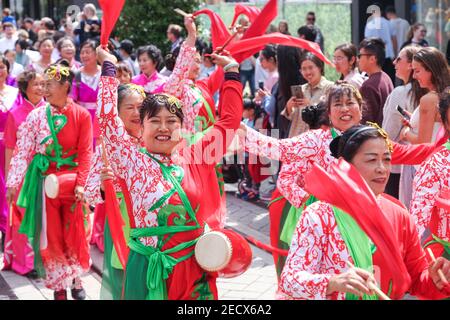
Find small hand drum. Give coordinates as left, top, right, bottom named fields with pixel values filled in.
left=195, top=229, right=252, bottom=278
left=44, top=172, right=77, bottom=200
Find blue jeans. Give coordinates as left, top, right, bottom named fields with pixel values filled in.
left=240, top=69, right=255, bottom=97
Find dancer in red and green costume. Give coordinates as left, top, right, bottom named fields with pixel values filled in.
left=96, top=44, right=243, bottom=299
left=281, top=124, right=450, bottom=300
left=6, top=60, right=93, bottom=300
left=410, top=89, right=450, bottom=261
left=85, top=82, right=146, bottom=300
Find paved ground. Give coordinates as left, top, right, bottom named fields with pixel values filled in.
left=0, top=181, right=278, bottom=300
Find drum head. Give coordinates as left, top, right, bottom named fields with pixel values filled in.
left=195, top=231, right=232, bottom=272
left=44, top=174, right=59, bottom=199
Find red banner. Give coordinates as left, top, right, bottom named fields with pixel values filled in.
left=230, top=3, right=261, bottom=27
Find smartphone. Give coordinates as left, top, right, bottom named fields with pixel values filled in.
left=396, top=105, right=410, bottom=120
left=290, top=85, right=304, bottom=99
left=258, top=81, right=265, bottom=90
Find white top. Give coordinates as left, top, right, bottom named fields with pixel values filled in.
left=382, top=83, right=416, bottom=173
left=343, top=69, right=367, bottom=90
left=10, top=62, right=24, bottom=78
left=389, top=17, right=410, bottom=50
left=410, top=106, right=442, bottom=170
left=364, top=16, right=395, bottom=59
left=0, top=36, right=17, bottom=54
left=264, top=70, right=279, bottom=93
left=254, top=58, right=268, bottom=89
left=0, top=85, right=19, bottom=112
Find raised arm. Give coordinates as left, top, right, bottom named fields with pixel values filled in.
left=74, top=106, right=93, bottom=188
left=96, top=49, right=138, bottom=180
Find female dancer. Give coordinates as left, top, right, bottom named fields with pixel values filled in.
left=96, top=43, right=242, bottom=299
left=3, top=70, right=45, bottom=276
left=28, top=37, right=54, bottom=74
left=6, top=60, right=93, bottom=300
left=280, top=124, right=450, bottom=300
left=132, top=44, right=167, bottom=94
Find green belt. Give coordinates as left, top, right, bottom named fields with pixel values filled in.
left=128, top=226, right=200, bottom=300
left=424, top=234, right=450, bottom=257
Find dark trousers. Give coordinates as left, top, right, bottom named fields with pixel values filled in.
left=385, top=173, right=400, bottom=199
left=240, top=69, right=255, bottom=97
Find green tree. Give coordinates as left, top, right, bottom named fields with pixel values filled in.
left=115, top=0, right=200, bottom=55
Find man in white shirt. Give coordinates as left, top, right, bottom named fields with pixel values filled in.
left=385, top=5, right=410, bottom=56
left=0, top=22, right=18, bottom=53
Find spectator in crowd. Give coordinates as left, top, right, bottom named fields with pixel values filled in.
left=21, top=17, right=38, bottom=44
left=305, top=12, right=324, bottom=52
left=364, top=3, right=396, bottom=83
left=160, top=47, right=178, bottom=78
left=4, top=49, right=24, bottom=83
left=74, top=3, right=101, bottom=45
left=282, top=52, right=333, bottom=137
left=401, top=23, right=429, bottom=49
left=119, top=39, right=139, bottom=76
left=382, top=45, right=423, bottom=201
left=39, top=17, right=56, bottom=35
left=116, top=62, right=132, bottom=84
left=56, top=37, right=81, bottom=72
left=14, top=39, right=31, bottom=68
left=385, top=5, right=410, bottom=56
left=166, top=24, right=183, bottom=53
left=258, top=44, right=279, bottom=93
left=278, top=20, right=290, bottom=35
left=28, top=37, right=55, bottom=74
left=0, top=22, right=18, bottom=54
left=358, top=37, right=394, bottom=126
left=132, top=44, right=167, bottom=94
left=297, top=24, right=317, bottom=42
left=333, top=43, right=367, bottom=90
left=2, top=8, right=17, bottom=27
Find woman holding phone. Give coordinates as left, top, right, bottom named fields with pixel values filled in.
left=282, top=53, right=333, bottom=137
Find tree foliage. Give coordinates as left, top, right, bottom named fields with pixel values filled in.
left=115, top=0, right=200, bottom=55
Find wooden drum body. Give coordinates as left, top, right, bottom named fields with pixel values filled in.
left=44, top=172, right=77, bottom=201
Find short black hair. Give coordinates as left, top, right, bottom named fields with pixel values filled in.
left=0, top=54, right=10, bottom=74
left=261, top=44, right=277, bottom=63
left=385, top=5, right=396, bottom=14
left=140, top=94, right=184, bottom=124
left=44, top=19, right=55, bottom=30
left=359, top=37, right=386, bottom=67
left=80, top=39, right=98, bottom=52
left=137, top=44, right=163, bottom=70
left=15, top=39, right=30, bottom=50
left=120, top=39, right=134, bottom=55
left=17, top=70, right=38, bottom=99
left=297, top=25, right=317, bottom=42
left=24, top=17, right=34, bottom=24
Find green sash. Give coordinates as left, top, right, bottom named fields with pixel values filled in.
left=128, top=149, right=202, bottom=300
left=279, top=128, right=339, bottom=245
left=332, top=206, right=378, bottom=300
left=17, top=105, right=77, bottom=278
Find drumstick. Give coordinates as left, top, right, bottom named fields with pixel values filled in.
left=174, top=8, right=190, bottom=18
left=346, top=261, right=391, bottom=300
left=427, top=248, right=448, bottom=285
left=9, top=203, right=13, bottom=227
left=101, top=138, right=110, bottom=168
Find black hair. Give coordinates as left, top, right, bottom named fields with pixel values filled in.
left=17, top=70, right=38, bottom=99
left=38, top=37, right=55, bottom=50
left=24, top=17, right=34, bottom=24
left=116, top=62, right=132, bottom=79
left=277, top=45, right=304, bottom=100
left=301, top=101, right=328, bottom=130
left=120, top=39, right=134, bottom=55
left=80, top=39, right=98, bottom=52
left=45, top=59, right=75, bottom=94
left=330, top=125, right=387, bottom=162
left=301, top=52, right=325, bottom=75
left=334, top=43, right=358, bottom=72
left=164, top=45, right=180, bottom=72
left=139, top=94, right=184, bottom=124
left=0, top=54, right=10, bottom=74
left=325, top=81, right=363, bottom=114
left=261, top=44, right=277, bottom=63
left=137, top=44, right=163, bottom=70
left=359, top=37, right=386, bottom=67
left=297, top=25, right=317, bottom=42
left=385, top=5, right=396, bottom=14
left=117, top=83, right=144, bottom=110
left=439, top=87, right=450, bottom=126
left=44, top=19, right=55, bottom=30
left=15, top=39, right=30, bottom=50
left=243, top=98, right=256, bottom=110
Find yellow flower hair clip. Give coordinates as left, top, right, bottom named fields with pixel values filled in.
left=45, top=65, right=70, bottom=82
left=126, top=83, right=146, bottom=98
left=366, top=121, right=394, bottom=153
left=154, top=93, right=182, bottom=114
